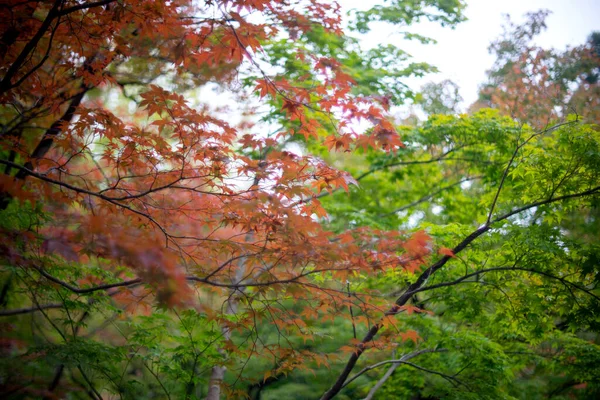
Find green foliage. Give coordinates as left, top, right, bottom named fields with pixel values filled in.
left=416, top=79, right=463, bottom=115
left=350, top=0, right=466, bottom=33
left=303, top=109, right=600, bottom=399
left=1, top=1, right=599, bottom=399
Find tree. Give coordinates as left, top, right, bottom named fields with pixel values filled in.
left=471, top=10, right=600, bottom=127
left=0, top=0, right=467, bottom=398
left=416, top=79, right=463, bottom=115
left=314, top=109, right=600, bottom=399
left=1, top=2, right=599, bottom=400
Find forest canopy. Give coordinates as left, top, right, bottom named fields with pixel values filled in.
left=0, top=1, right=599, bottom=399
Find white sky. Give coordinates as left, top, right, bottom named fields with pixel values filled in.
left=340, top=0, right=600, bottom=109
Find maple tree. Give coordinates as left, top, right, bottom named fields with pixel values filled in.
left=471, top=10, right=600, bottom=127
left=0, top=0, right=464, bottom=398
left=307, top=13, right=600, bottom=399
left=1, top=1, right=599, bottom=399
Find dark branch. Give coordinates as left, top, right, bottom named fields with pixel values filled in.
left=0, top=303, right=62, bottom=317
left=32, top=265, right=142, bottom=294
left=320, top=184, right=600, bottom=400
left=342, top=348, right=448, bottom=389
left=0, top=0, right=62, bottom=94
left=58, top=0, right=116, bottom=16
left=15, top=88, right=88, bottom=180
left=403, top=266, right=600, bottom=302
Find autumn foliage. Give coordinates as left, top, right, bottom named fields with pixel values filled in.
left=2, top=1, right=600, bottom=399
left=472, top=10, right=600, bottom=127
left=0, top=0, right=438, bottom=397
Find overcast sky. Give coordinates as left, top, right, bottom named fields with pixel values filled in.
left=340, top=0, right=600, bottom=109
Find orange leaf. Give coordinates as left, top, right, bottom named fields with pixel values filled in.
left=255, top=79, right=276, bottom=99
left=399, top=330, right=421, bottom=344
left=403, top=230, right=431, bottom=257
left=438, top=247, right=456, bottom=258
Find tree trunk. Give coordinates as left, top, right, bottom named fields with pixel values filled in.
left=205, top=235, right=249, bottom=400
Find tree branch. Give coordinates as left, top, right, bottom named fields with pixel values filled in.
left=486, top=131, right=524, bottom=225
left=354, top=146, right=460, bottom=182
left=0, top=0, right=63, bottom=94
left=58, top=0, right=116, bottom=16
left=485, top=120, right=577, bottom=225
left=378, top=176, right=481, bottom=217
left=293, top=148, right=475, bottom=207
left=14, top=88, right=88, bottom=180
left=320, top=184, right=600, bottom=400
left=0, top=303, right=62, bottom=317
left=343, top=348, right=462, bottom=399
left=32, top=264, right=142, bottom=294
left=363, top=362, right=398, bottom=400
left=0, top=0, right=117, bottom=94
left=403, top=266, right=600, bottom=302
left=342, top=348, right=448, bottom=390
